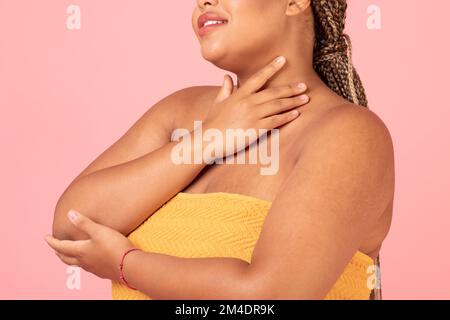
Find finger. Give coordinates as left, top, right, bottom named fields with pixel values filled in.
left=214, top=74, right=234, bottom=104
left=239, top=56, right=286, bottom=96
left=257, top=94, right=310, bottom=118
left=55, top=251, right=80, bottom=266
left=249, top=82, right=307, bottom=105
left=67, top=210, right=98, bottom=237
left=45, top=234, right=86, bottom=257
left=225, top=75, right=234, bottom=95
left=259, top=109, right=301, bottom=130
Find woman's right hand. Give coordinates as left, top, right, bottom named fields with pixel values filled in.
left=202, top=56, right=310, bottom=160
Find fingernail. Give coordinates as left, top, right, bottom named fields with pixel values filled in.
left=275, top=56, right=286, bottom=65
left=299, top=94, right=309, bottom=102
left=292, top=110, right=299, bottom=117
left=297, top=83, right=306, bottom=90
left=68, top=210, right=78, bottom=222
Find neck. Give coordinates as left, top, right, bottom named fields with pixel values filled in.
left=235, top=52, right=342, bottom=108
left=236, top=53, right=319, bottom=89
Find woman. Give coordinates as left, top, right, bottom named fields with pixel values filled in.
left=46, top=0, right=394, bottom=300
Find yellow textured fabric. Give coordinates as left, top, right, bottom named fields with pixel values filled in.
left=112, top=192, right=375, bottom=300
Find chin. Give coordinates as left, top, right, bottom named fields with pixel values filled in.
left=199, top=45, right=251, bottom=74
left=200, top=42, right=226, bottom=60
left=200, top=44, right=234, bottom=70
left=202, top=54, right=244, bottom=74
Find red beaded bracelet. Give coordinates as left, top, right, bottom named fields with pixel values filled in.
left=119, top=248, right=141, bottom=290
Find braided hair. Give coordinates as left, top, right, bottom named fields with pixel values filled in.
left=311, top=0, right=368, bottom=108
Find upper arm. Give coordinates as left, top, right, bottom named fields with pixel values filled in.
left=53, top=86, right=216, bottom=239
left=67, top=86, right=204, bottom=186
left=248, top=106, right=395, bottom=299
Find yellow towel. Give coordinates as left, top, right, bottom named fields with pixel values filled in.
left=112, top=192, right=375, bottom=300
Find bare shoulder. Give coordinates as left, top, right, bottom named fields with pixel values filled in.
left=74, top=86, right=220, bottom=176
left=304, top=103, right=394, bottom=158
left=299, top=103, right=395, bottom=215
left=159, top=86, right=221, bottom=128
left=164, top=85, right=220, bottom=107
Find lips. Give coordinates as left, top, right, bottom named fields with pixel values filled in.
left=197, top=12, right=228, bottom=30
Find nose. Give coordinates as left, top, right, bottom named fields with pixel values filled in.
left=196, top=0, right=218, bottom=10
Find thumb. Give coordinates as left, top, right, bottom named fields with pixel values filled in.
left=214, top=74, right=233, bottom=103
left=67, top=209, right=97, bottom=237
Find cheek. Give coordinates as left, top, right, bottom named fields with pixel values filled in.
left=227, top=0, right=281, bottom=38
left=229, top=16, right=283, bottom=52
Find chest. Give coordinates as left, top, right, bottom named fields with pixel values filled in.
left=175, top=91, right=327, bottom=201
left=181, top=121, right=308, bottom=202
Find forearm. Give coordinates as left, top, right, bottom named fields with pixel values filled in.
left=122, top=250, right=267, bottom=300
left=53, top=135, right=208, bottom=240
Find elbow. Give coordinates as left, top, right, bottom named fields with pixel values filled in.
left=52, top=215, right=72, bottom=241
left=52, top=199, right=73, bottom=240
left=243, top=277, right=325, bottom=300
left=241, top=266, right=324, bottom=300
left=239, top=265, right=279, bottom=300
left=52, top=197, right=88, bottom=241
left=241, top=280, right=278, bottom=300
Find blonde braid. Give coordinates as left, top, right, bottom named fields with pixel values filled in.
left=311, top=0, right=368, bottom=107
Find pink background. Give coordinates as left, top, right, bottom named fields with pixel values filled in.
left=1, top=0, right=449, bottom=299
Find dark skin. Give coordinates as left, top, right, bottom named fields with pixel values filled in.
left=46, top=0, right=394, bottom=299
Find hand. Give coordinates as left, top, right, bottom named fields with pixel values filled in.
left=45, top=210, right=135, bottom=282
left=203, top=55, right=310, bottom=158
